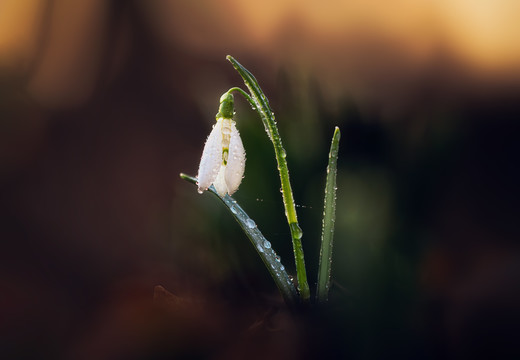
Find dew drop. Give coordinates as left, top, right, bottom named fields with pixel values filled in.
left=289, top=222, right=303, bottom=239
left=263, top=240, right=271, bottom=249
left=246, top=218, right=256, bottom=229
left=231, top=206, right=238, bottom=214
left=257, top=244, right=264, bottom=253
left=280, top=265, right=285, bottom=271
left=197, top=189, right=203, bottom=194
left=275, top=255, right=281, bottom=262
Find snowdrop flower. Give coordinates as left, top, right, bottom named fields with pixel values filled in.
left=197, top=92, right=246, bottom=196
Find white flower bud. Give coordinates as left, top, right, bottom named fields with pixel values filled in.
left=197, top=118, right=245, bottom=196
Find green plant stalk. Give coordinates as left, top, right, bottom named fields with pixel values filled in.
left=316, top=127, right=341, bottom=302
left=180, top=173, right=298, bottom=306
left=226, top=55, right=310, bottom=301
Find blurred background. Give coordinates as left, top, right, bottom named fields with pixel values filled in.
left=1, top=0, right=519, bottom=359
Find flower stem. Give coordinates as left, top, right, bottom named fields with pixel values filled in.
left=180, top=173, right=298, bottom=306
left=226, top=55, right=310, bottom=302
left=227, top=87, right=255, bottom=108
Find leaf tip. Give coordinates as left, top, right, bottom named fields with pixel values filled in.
left=180, top=173, right=197, bottom=185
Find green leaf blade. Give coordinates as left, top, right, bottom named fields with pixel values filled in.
left=180, top=173, right=298, bottom=306
left=317, top=127, right=341, bottom=302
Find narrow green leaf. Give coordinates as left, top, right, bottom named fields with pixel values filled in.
left=180, top=173, right=298, bottom=306
left=316, top=127, right=341, bottom=302
left=226, top=55, right=310, bottom=302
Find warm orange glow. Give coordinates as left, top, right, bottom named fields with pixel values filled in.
left=1, top=0, right=519, bottom=106
left=436, top=0, right=520, bottom=72
left=161, top=0, right=520, bottom=74
left=0, top=0, right=43, bottom=70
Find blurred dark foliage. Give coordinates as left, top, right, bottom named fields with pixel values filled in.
left=1, top=1, right=519, bottom=359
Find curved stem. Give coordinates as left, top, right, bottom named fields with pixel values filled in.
left=226, top=55, right=310, bottom=301
left=227, top=87, right=255, bottom=109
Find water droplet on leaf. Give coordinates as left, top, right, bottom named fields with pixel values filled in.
left=289, top=222, right=303, bottom=239
left=246, top=219, right=256, bottom=228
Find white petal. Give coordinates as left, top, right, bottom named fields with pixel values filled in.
left=197, top=119, right=223, bottom=193
left=225, top=121, right=246, bottom=195
left=213, top=164, right=228, bottom=197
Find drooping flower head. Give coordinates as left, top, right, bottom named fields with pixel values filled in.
left=197, top=92, right=246, bottom=196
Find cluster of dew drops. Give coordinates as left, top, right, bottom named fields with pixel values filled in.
left=228, top=198, right=293, bottom=286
